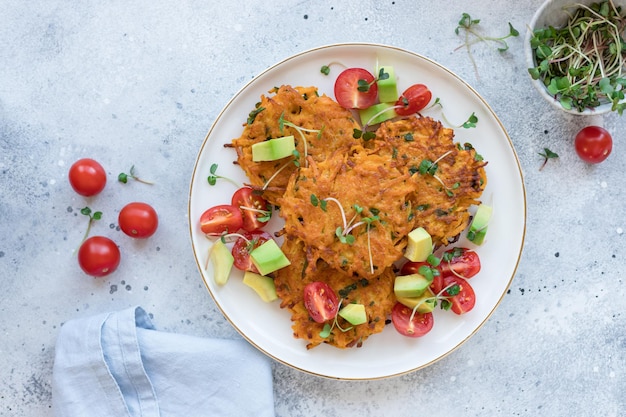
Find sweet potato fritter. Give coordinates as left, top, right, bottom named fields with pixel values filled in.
left=274, top=236, right=396, bottom=349
left=230, top=85, right=360, bottom=205
left=371, top=116, right=488, bottom=247
left=278, top=146, right=416, bottom=280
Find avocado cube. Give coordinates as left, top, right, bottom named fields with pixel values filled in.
left=250, top=239, right=291, bottom=276
left=396, top=287, right=436, bottom=313
left=467, top=204, right=492, bottom=245
left=210, top=239, right=234, bottom=285
left=394, top=273, right=431, bottom=298
left=243, top=271, right=278, bottom=302
left=251, top=135, right=295, bottom=162
left=404, top=227, right=432, bottom=262
left=359, top=102, right=397, bottom=126
left=377, top=65, right=398, bottom=103
left=338, top=303, right=367, bottom=325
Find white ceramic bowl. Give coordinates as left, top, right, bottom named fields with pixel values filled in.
left=525, top=0, right=626, bottom=115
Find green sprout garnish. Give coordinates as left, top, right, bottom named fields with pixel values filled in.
left=77, top=206, right=102, bottom=249
left=539, top=147, right=559, bottom=171
left=455, top=12, right=519, bottom=79
left=118, top=165, right=153, bottom=185
left=207, top=163, right=240, bottom=188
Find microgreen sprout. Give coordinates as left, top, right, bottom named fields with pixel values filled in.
left=417, top=151, right=457, bottom=196
left=455, top=12, right=519, bottom=79
left=240, top=205, right=272, bottom=223
left=425, top=98, right=480, bottom=129
left=320, top=61, right=347, bottom=76
left=528, top=0, right=626, bottom=113
left=352, top=128, right=377, bottom=141
left=538, top=147, right=559, bottom=171
left=207, top=163, right=240, bottom=188
left=319, top=299, right=354, bottom=338
left=261, top=150, right=301, bottom=190
left=77, top=206, right=102, bottom=250
left=357, top=67, right=390, bottom=93
left=118, top=165, right=154, bottom=185
left=278, top=111, right=323, bottom=167
left=313, top=196, right=380, bottom=274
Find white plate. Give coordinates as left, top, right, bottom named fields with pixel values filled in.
left=188, top=43, right=526, bottom=380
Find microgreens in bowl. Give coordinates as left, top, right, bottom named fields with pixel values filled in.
left=527, top=0, right=626, bottom=114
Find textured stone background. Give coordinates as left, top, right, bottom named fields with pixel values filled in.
left=1, top=1, right=624, bottom=416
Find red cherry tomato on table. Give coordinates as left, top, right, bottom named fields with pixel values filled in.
left=391, top=302, right=434, bottom=337
left=78, top=236, right=121, bottom=277
left=394, top=84, right=432, bottom=116
left=231, top=187, right=271, bottom=232
left=68, top=158, right=107, bottom=196
left=303, top=281, right=340, bottom=323
left=574, top=126, right=612, bottom=164
left=118, top=202, right=159, bottom=239
left=334, top=68, right=379, bottom=109
left=199, top=205, right=243, bottom=235
left=439, top=248, right=481, bottom=279
left=231, top=230, right=273, bottom=273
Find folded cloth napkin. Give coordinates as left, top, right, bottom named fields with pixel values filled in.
left=52, top=306, right=275, bottom=417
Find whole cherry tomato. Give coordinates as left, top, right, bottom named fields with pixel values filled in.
left=574, top=126, right=612, bottom=164
left=118, top=202, right=159, bottom=239
left=78, top=236, right=121, bottom=277
left=68, top=158, right=107, bottom=196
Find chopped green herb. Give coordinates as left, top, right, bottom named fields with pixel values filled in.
left=247, top=106, right=265, bottom=124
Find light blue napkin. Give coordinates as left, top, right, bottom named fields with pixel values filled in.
left=52, top=306, right=275, bottom=417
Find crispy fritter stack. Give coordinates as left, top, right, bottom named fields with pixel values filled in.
left=230, top=85, right=487, bottom=349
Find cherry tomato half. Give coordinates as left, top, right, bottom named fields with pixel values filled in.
left=78, top=236, right=121, bottom=277
left=439, top=248, right=481, bottom=279
left=303, top=281, right=339, bottom=323
left=574, top=126, right=612, bottom=164
left=199, top=205, right=243, bottom=235
left=231, top=230, right=273, bottom=273
left=231, top=187, right=271, bottom=232
left=391, top=302, right=434, bottom=337
left=400, top=261, right=436, bottom=276
left=334, top=68, right=378, bottom=109
left=394, top=84, right=432, bottom=116
left=118, top=202, right=159, bottom=239
left=68, top=158, right=107, bottom=196
left=442, top=276, right=476, bottom=315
